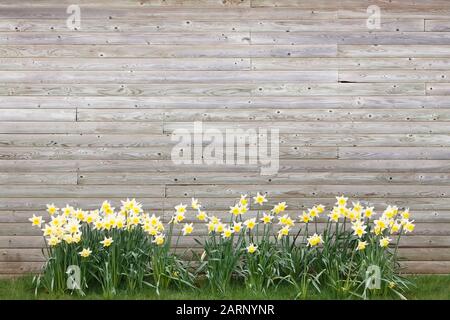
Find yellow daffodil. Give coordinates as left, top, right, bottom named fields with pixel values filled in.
left=239, top=194, right=248, bottom=206
left=47, top=236, right=61, bottom=247
left=75, top=209, right=87, bottom=222
left=278, top=214, right=294, bottom=226
left=239, top=204, right=248, bottom=215
left=352, top=202, right=363, bottom=214
left=260, top=213, right=274, bottom=224
left=229, top=204, right=241, bottom=216
left=196, top=210, right=207, bottom=221
left=101, top=201, right=113, bottom=215
left=253, top=192, right=267, bottom=205
left=116, top=217, right=126, bottom=229
left=207, top=221, right=216, bottom=233
left=215, top=223, right=225, bottom=233
left=41, top=224, right=53, bottom=237
left=210, top=216, right=220, bottom=224
left=401, top=209, right=410, bottom=220
left=121, top=198, right=135, bottom=211
left=65, top=219, right=81, bottom=234
left=153, top=234, right=165, bottom=246
left=79, top=248, right=92, bottom=258
left=73, top=233, right=81, bottom=244
left=50, top=215, right=64, bottom=228
left=351, top=222, right=367, bottom=238
left=335, top=196, right=348, bottom=207
left=328, top=210, right=340, bottom=222
left=63, top=234, right=73, bottom=244
left=93, top=219, right=103, bottom=230
left=147, top=214, right=159, bottom=226
left=307, top=233, right=323, bottom=247
left=390, top=222, right=401, bottom=234
left=338, top=205, right=348, bottom=217
left=379, top=236, right=391, bottom=248
left=246, top=243, right=257, bottom=254
left=373, top=225, right=383, bottom=235
left=404, top=220, right=415, bottom=233
left=100, top=237, right=113, bottom=248
left=357, top=240, right=368, bottom=251
left=191, top=198, right=201, bottom=210
left=182, top=223, right=194, bottom=236
left=62, top=205, right=74, bottom=217
left=233, top=222, right=242, bottom=233
left=174, top=212, right=185, bottom=224
left=29, top=214, right=44, bottom=227
left=308, top=207, right=319, bottom=218
left=300, top=212, right=311, bottom=224
left=272, top=202, right=287, bottom=214
left=374, top=218, right=388, bottom=231
left=222, top=227, right=234, bottom=239
left=316, top=204, right=325, bottom=213
left=244, top=218, right=257, bottom=230
left=175, top=203, right=187, bottom=214
left=364, top=207, right=374, bottom=218
left=46, top=204, right=59, bottom=216
left=278, top=225, right=290, bottom=237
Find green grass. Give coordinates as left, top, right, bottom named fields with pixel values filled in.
left=0, top=275, right=448, bottom=300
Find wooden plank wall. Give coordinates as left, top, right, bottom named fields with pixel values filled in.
left=1, top=0, right=450, bottom=276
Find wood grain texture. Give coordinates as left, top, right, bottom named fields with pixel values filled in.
left=0, top=0, right=449, bottom=274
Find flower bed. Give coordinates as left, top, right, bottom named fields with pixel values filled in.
left=30, top=194, right=415, bottom=299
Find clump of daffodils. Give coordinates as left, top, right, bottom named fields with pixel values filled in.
left=30, top=194, right=415, bottom=299
left=33, top=198, right=167, bottom=250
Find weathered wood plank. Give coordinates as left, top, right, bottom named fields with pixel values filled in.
left=0, top=32, right=251, bottom=45
left=1, top=96, right=450, bottom=109
left=0, top=173, right=76, bottom=185
left=0, top=70, right=337, bottom=84
left=0, top=7, right=337, bottom=20
left=165, top=184, right=450, bottom=198
left=5, top=133, right=450, bottom=148
left=0, top=83, right=426, bottom=96
left=401, top=261, right=450, bottom=273
left=425, top=20, right=450, bottom=32
left=339, top=45, right=450, bottom=57
left=0, top=146, right=338, bottom=160
left=164, top=121, right=450, bottom=134
left=252, top=58, right=450, bottom=70
left=339, top=70, right=450, bottom=82
left=0, top=0, right=251, bottom=7
left=0, top=58, right=251, bottom=71
left=0, top=45, right=337, bottom=58
left=0, top=198, right=165, bottom=211
left=73, top=108, right=450, bottom=122
left=4, top=159, right=450, bottom=174
left=0, top=109, right=75, bottom=121
left=77, top=172, right=450, bottom=187
left=0, top=185, right=164, bottom=198
left=426, top=83, right=450, bottom=95
left=0, top=122, right=163, bottom=134
left=252, top=32, right=450, bottom=45
left=0, top=249, right=44, bottom=262
left=339, top=147, right=450, bottom=160
left=0, top=236, right=45, bottom=248
left=0, top=262, right=43, bottom=274
left=0, top=19, right=425, bottom=32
